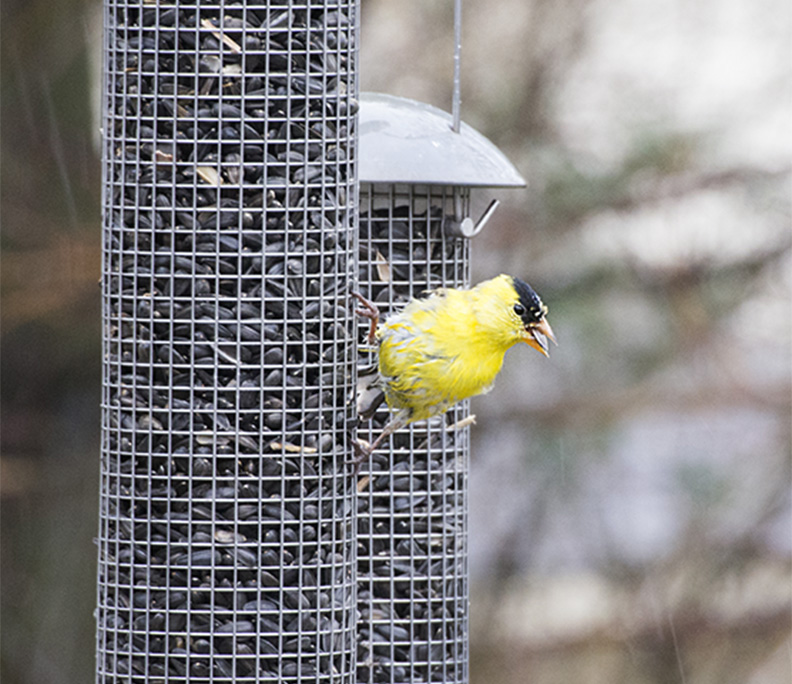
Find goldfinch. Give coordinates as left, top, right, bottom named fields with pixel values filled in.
left=353, top=273, right=555, bottom=463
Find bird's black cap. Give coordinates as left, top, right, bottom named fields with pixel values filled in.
left=511, top=276, right=547, bottom=326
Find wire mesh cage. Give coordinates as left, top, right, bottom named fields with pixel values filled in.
left=96, top=3, right=526, bottom=682
left=352, top=91, right=524, bottom=684
left=97, top=2, right=358, bottom=682
left=354, top=184, right=471, bottom=684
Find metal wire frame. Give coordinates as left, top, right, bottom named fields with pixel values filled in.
left=97, top=2, right=359, bottom=682
left=355, top=183, right=471, bottom=684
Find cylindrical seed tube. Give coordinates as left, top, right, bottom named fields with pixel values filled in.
left=97, top=2, right=359, bottom=682
left=355, top=183, right=471, bottom=684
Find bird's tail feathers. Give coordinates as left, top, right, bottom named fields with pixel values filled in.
left=356, top=369, right=386, bottom=420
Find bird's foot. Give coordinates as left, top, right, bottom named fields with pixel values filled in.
left=352, top=292, right=379, bottom=345
left=347, top=439, right=372, bottom=475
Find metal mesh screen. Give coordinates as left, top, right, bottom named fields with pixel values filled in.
left=97, top=2, right=358, bottom=682
left=356, top=184, right=471, bottom=684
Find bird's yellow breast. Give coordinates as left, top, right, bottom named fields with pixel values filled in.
left=376, top=278, right=523, bottom=423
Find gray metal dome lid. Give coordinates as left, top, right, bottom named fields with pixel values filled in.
left=358, top=92, right=526, bottom=187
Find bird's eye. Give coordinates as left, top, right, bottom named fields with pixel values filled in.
left=513, top=303, right=526, bottom=316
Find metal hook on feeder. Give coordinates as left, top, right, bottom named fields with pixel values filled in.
left=444, top=198, right=500, bottom=238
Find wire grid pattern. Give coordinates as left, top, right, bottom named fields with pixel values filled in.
left=356, top=184, right=471, bottom=684
left=97, top=2, right=358, bottom=682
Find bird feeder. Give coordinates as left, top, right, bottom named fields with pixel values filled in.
left=96, top=1, right=525, bottom=683
left=97, top=2, right=358, bottom=682
left=355, top=92, right=525, bottom=684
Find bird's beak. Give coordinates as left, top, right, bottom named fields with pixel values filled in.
left=523, top=317, right=556, bottom=357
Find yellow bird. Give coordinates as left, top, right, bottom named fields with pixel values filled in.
left=353, top=273, right=555, bottom=464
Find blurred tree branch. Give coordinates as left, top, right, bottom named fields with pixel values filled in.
left=1, top=234, right=100, bottom=330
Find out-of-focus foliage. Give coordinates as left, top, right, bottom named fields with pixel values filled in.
left=1, top=0, right=102, bottom=682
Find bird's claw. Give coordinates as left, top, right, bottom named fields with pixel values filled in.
left=352, top=292, right=379, bottom=345
left=347, top=439, right=372, bottom=475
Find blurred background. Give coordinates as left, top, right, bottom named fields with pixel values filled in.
left=2, top=0, right=790, bottom=682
